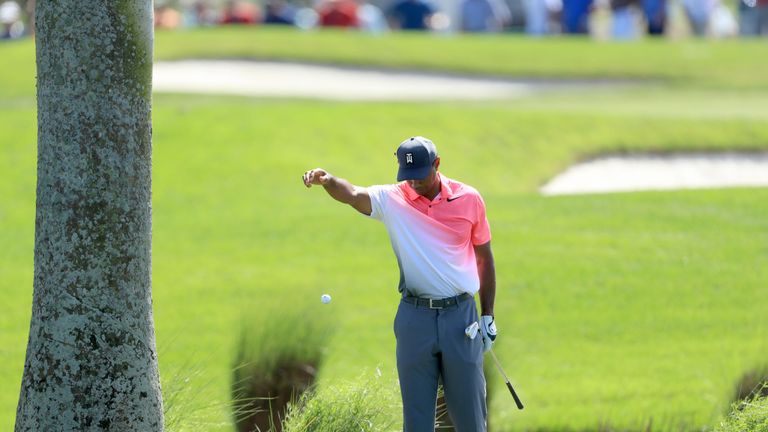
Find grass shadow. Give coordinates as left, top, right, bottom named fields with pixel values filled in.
left=733, top=364, right=768, bottom=404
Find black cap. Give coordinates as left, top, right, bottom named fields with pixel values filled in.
left=395, top=136, right=438, bottom=181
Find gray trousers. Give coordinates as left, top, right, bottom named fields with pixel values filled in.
left=394, top=297, right=487, bottom=432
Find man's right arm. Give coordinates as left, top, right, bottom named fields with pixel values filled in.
left=302, top=168, right=372, bottom=216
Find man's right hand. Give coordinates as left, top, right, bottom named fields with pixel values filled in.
left=301, top=168, right=372, bottom=215
left=303, top=168, right=331, bottom=188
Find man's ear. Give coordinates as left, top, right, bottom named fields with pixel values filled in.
left=434, top=157, right=441, bottom=171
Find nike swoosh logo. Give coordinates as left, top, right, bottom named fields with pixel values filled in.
left=447, top=196, right=463, bottom=202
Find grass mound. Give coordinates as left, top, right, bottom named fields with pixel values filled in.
left=231, top=306, right=335, bottom=432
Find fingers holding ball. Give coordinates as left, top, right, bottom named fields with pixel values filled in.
left=303, top=170, right=314, bottom=187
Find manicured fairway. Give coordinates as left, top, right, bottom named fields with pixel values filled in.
left=1, top=29, right=767, bottom=431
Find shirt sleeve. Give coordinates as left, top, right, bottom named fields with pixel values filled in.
left=365, top=184, right=392, bottom=221
left=471, top=193, right=492, bottom=245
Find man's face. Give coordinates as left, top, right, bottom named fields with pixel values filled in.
left=407, top=159, right=440, bottom=197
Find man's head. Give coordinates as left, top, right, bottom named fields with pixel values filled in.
left=395, top=136, right=441, bottom=197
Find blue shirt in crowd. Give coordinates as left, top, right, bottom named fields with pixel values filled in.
left=389, top=0, right=435, bottom=30
left=562, top=0, right=593, bottom=33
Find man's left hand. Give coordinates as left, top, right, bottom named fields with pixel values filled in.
left=480, top=315, right=497, bottom=352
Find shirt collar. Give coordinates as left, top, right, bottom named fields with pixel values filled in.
left=402, top=173, right=455, bottom=202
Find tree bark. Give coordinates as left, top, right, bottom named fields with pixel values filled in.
left=15, top=1, right=162, bottom=430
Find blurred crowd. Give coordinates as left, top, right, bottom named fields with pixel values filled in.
left=154, top=0, right=768, bottom=37
left=1, top=0, right=767, bottom=40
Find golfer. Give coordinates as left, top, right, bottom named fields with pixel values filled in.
left=302, top=136, right=497, bottom=431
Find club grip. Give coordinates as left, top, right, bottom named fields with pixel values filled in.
left=506, top=381, right=524, bottom=410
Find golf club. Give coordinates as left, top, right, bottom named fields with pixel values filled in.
left=489, top=348, right=524, bottom=410
left=465, top=322, right=524, bottom=410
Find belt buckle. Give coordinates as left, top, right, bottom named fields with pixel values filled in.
left=429, top=299, right=442, bottom=310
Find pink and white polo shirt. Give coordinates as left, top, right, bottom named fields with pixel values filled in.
left=366, top=174, right=491, bottom=299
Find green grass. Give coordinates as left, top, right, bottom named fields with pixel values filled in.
left=282, top=372, right=399, bottom=432
left=2, top=28, right=768, bottom=431
left=716, top=395, right=768, bottom=432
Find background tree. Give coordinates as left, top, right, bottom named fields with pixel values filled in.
left=15, top=1, right=163, bottom=430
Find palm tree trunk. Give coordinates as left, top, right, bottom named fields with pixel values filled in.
left=15, top=1, right=163, bottom=430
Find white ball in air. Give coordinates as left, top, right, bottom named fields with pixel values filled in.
left=321, top=294, right=332, bottom=304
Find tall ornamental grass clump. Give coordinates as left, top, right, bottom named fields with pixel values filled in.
left=232, top=305, right=335, bottom=432
left=282, top=372, right=398, bottom=432
left=716, top=395, right=768, bottom=432
left=162, top=361, right=226, bottom=432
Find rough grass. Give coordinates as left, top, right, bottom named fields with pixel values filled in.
left=1, top=30, right=768, bottom=431
left=716, top=395, right=768, bottom=432
left=282, top=372, right=399, bottom=432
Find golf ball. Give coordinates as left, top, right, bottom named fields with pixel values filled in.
left=321, top=294, right=331, bottom=304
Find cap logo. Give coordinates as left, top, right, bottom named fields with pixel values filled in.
left=406, top=153, right=413, bottom=164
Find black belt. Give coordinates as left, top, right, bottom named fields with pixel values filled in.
left=402, top=293, right=472, bottom=309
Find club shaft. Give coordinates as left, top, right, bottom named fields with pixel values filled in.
left=489, top=349, right=524, bottom=410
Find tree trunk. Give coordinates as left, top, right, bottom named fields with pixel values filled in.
left=15, top=1, right=162, bottom=430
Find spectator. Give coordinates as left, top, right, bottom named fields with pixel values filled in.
left=220, top=0, right=260, bottom=25
left=155, top=4, right=182, bottom=29
left=641, top=0, right=665, bottom=35
left=710, top=0, right=737, bottom=36
left=682, top=0, right=717, bottom=36
left=264, top=0, right=296, bottom=25
left=0, top=1, right=24, bottom=39
left=525, top=0, right=560, bottom=35
left=357, top=0, right=389, bottom=33
left=388, top=0, right=435, bottom=30
left=180, top=1, right=218, bottom=27
left=611, top=0, right=639, bottom=39
left=317, top=0, right=359, bottom=27
left=739, top=0, right=768, bottom=36
left=460, top=0, right=511, bottom=32
left=561, top=0, right=593, bottom=34
left=294, top=7, right=321, bottom=29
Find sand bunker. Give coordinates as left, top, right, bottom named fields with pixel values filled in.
left=153, top=60, right=617, bottom=101
left=540, top=153, right=768, bottom=195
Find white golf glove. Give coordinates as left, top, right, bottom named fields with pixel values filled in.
left=479, top=315, right=497, bottom=353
